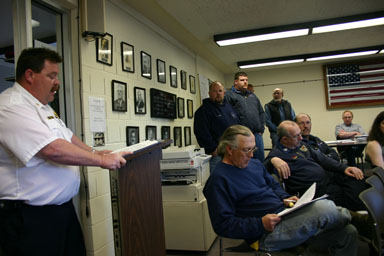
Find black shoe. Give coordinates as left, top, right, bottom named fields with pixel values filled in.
left=349, top=210, right=373, bottom=240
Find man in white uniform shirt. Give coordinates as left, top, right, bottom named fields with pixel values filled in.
left=0, top=48, right=129, bottom=256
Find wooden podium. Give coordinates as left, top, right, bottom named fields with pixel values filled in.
left=110, top=141, right=170, bottom=256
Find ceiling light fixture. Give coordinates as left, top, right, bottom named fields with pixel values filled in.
left=238, top=45, right=384, bottom=69
left=312, top=17, right=384, bottom=34
left=214, top=11, right=384, bottom=47
left=239, top=59, right=304, bottom=69
left=306, top=50, right=379, bottom=61
left=216, top=29, right=309, bottom=46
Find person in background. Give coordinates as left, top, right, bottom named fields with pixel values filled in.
left=247, top=83, right=254, bottom=93
left=335, top=110, right=366, bottom=166
left=0, top=48, right=129, bottom=256
left=365, top=111, right=384, bottom=168
left=264, top=121, right=366, bottom=211
left=203, top=125, right=358, bottom=255
left=225, top=72, right=265, bottom=161
left=194, top=81, right=239, bottom=172
left=264, top=88, right=295, bottom=147
left=295, top=113, right=339, bottom=161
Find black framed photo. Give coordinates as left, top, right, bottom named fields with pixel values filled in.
left=157, top=59, right=166, bottom=83
left=134, top=87, right=146, bottom=114
left=146, top=125, right=157, bottom=141
left=96, top=33, right=113, bottom=66
left=177, top=97, right=185, bottom=118
left=174, top=126, right=182, bottom=147
left=126, top=126, right=139, bottom=146
left=187, top=99, right=193, bottom=118
left=184, top=126, right=191, bottom=146
left=189, top=75, right=196, bottom=94
left=161, top=126, right=171, bottom=140
left=141, top=51, right=151, bottom=79
left=121, top=42, right=134, bottom=73
left=170, top=65, right=177, bottom=88
left=180, top=70, right=187, bottom=90
left=112, top=80, right=127, bottom=112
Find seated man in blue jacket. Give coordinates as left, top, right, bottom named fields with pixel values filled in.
left=203, top=125, right=357, bottom=254
left=264, top=121, right=366, bottom=211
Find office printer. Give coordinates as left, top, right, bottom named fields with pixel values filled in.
left=160, top=145, right=211, bottom=201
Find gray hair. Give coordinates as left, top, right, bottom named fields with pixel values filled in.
left=217, top=125, right=253, bottom=156
left=294, top=113, right=311, bottom=123
left=277, top=120, right=296, bottom=140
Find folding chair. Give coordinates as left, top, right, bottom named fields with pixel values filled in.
left=359, top=187, right=384, bottom=255
left=373, top=166, right=384, bottom=184
left=366, top=174, right=384, bottom=194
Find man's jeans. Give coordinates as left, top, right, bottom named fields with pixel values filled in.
left=253, top=133, right=265, bottom=162
left=259, top=200, right=358, bottom=256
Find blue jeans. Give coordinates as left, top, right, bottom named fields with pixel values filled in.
left=209, top=155, right=222, bottom=174
left=259, top=200, right=358, bottom=255
left=253, top=133, right=265, bottom=161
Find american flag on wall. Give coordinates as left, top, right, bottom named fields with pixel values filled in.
left=325, top=59, right=384, bottom=108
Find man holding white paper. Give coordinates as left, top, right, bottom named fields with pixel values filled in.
left=203, top=125, right=358, bottom=255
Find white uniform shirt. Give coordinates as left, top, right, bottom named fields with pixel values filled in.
left=0, top=83, right=80, bottom=205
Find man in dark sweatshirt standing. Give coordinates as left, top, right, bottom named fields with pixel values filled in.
left=265, top=88, right=295, bottom=147
left=194, top=81, right=239, bottom=172
left=225, top=72, right=265, bottom=161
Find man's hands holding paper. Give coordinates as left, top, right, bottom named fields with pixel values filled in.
left=262, top=214, right=281, bottom=232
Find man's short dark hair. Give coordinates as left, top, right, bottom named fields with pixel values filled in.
left=234, top=72, right=248, bottom=81
left=16, top=47, right=62, bottom=82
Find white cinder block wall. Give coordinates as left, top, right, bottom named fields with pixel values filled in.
left=224, top=64, right=383, bottom=150
left=78, top=1, right=224, bottom=255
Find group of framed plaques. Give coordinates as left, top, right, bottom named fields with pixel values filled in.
left=126, top=126, right=191, bottom=148
left=96, top=33, right=196, bottom=93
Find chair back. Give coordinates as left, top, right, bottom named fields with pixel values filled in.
left=366, top=175, right=384, bottom=194
left=359, top=187, right=384, bottom=255
left=373, top=166, right=384, bottom=184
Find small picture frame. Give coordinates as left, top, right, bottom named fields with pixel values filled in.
left=126, top=126, right=139, bottom=146
left=189, top=75, right=196, bottom=94
left=146, top=126, right=157, bottom=141
left=180, top=70, right=187, bottom=90
left=112, top=80, right=127, bottom=112
left=187, top=99, right=193, bottom=118
left=157, top=59, right=166, bottom=83
left=141, top=51, right=152, bottom=79
left=121, top=42, right=134, bottom=73
left=96, top=33, right=113, bottom=66
left=134, top=87, right=146, bottom=114
left=170, top=65, right=177, bottom=88
left=177, top=97, right=185, bottom=118
left=174, top=127, right=182, bottom=147
left=184, top=127, right=191, bottom=146
left=161, top=126, right=171, bottom=140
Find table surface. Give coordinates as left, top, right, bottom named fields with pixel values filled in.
left=325, top=139, right=367, bottom=147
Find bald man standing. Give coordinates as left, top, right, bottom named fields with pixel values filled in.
left=265, top=88, right=295, bottom=147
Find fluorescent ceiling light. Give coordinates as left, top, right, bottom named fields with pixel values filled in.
left=307, top=50, right=378, bottom=61
left=380, top=49, right=384, bottom=54
left=239, top=59, right=304, bottom=69
left=216, top=29, right=309, bottom=46
left=313, top=17, right=384, bottom=34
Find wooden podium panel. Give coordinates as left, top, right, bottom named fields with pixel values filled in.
left=110, top=142, right=169, bottom=256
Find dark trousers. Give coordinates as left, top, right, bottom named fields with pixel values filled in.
left=0, top=200, right=85, bottom=256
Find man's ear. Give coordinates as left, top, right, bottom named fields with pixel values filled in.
left=225, top=144, right=233, bottom=155
left=24, top=69, right=34, bottom=84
